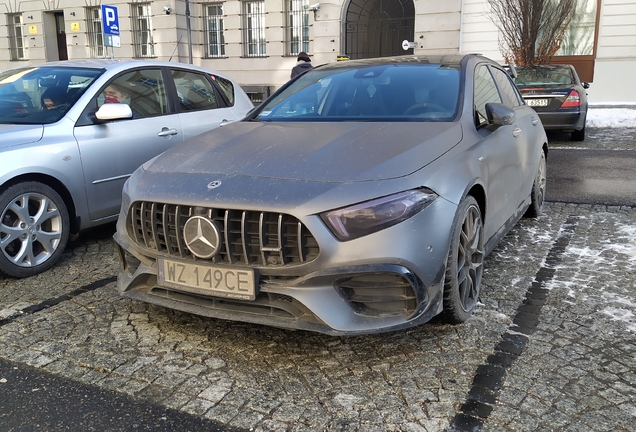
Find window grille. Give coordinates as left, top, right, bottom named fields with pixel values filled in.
left=85, top=7, right=106, bottom=58
left=204, top=3, right=225, bottom=58
left=241, top=1, right=266, bottom=57
left=8, top=13, right=26, bottom=61
left=130, top=2, right=155, bottom=58
left=285, top=0, right=309, bottom=56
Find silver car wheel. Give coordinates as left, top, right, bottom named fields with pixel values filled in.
left=0, top=182, right=70, bottom=278
left=442, top=196, right=484, bottom=323
left=525, top=150, right=547, bottom=218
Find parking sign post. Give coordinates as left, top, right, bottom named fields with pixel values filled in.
left=102, top=4, right=120, bottom=58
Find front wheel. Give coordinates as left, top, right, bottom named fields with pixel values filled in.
left=524, top=150, right=547, bottom=218
left=0, top=182, right=70, bottom=278
left=441, top=196, right=484, bottom=324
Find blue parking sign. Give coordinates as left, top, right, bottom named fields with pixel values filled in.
left=102, top=5, right=120, bottom=36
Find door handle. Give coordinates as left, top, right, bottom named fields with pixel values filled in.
left=157, top=127, right=178, bottom=137
left=219, top=119, right=234, bottom=127
left=532, top=118, right=539, bottom=126
left=512, top=128, right=522, bottom=137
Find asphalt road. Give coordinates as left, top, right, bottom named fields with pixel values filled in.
left=547, top=149, right=636, bottom=206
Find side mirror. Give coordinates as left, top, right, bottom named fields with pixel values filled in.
left=95, top=103, right=133, bottom=121
left=583, top=82, right=590, bottom=89
left=485, top=102, right=516, bottom=127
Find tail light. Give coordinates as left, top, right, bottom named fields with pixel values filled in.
left=560, top=90, right=581, bottom=108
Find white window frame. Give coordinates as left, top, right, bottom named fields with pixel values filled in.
left=285, top=0, right=309, bottom=56
left=85, top=6, right=106, bottom=58
left=131, top=2, right=155, bottom=58
left=242, top=0, right=266, bottom=57
left=8, top=13, right=26, bottom=61
left=205, top=3, right=226, bottom=58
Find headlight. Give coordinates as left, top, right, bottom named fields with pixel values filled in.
left=321, top=189, right=437, bottom=241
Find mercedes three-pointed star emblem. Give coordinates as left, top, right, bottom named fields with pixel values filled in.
left=183, top=216, right=221, bottom=259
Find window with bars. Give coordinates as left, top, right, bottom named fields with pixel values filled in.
left=285, top=0, right=309, bottom=56
left=242, top=1, right=266, bottom=57
left=8, top=13, right=26, bottom=61
left=85, top=7, right=106, bottom=58
left=130, top=2, right=155, bottom=58
left=204, top=3, right=225, bottom=58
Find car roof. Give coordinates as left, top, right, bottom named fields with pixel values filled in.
left=4, top=59, right=235, bottom=80
left=314, top=53, right=496, bottom=71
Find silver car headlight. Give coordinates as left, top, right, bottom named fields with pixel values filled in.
left=321, top=189, right=438, bottom=241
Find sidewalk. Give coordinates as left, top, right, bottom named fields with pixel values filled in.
left=587, top=104, right=636, bottom=128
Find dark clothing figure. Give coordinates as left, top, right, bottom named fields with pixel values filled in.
left=41, top=87, right=68, bottom=110
left=291, top=52, right=313, bottom=79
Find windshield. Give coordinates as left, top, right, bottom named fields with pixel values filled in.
left=514, top=66, right=575, bottom=87
left=0, top=66, right=104, bottom=125
left=255, top=63, right=461, bottom=122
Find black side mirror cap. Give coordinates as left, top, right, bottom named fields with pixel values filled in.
left=485, top=102, right=516, bottom=128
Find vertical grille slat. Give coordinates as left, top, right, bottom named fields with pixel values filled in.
left=297, top=221, right=305, bottom=262
left=241, top=211, right=250, bottom=264
left=126, top=201, right=319, bottom=266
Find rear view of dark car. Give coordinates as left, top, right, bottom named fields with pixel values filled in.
left=514, top=64, right=589, bottom=141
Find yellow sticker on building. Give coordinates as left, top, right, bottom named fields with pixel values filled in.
left=71, top=22, right=81, bottom=32
left=29, top=25, right=37, bottom=34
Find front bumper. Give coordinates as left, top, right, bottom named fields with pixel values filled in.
left=114, top=197, right=457, bottom=335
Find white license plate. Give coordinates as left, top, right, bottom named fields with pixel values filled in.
left=527, top=98, right=548, bottom=107
left=158, top=257, right=257, bottom=300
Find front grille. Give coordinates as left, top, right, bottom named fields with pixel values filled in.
left=128, top=201, right=319, bottom=266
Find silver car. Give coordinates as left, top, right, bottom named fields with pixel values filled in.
left=114, top=54, right=548, bottom=335
left=0, top=59, right=253, bottom=278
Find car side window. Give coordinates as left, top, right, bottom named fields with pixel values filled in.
left=172, top=70, right=219, bottom=112
left=474, top=65, right=502, bottom=127
left=490, top=67, right=523, bottom=108
left=213, top=75, right=236, bottom=107
left=98, top=69, right=169, bottom=118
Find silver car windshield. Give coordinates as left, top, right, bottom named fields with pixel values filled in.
left=0, top=66, right=104, bottom=125
left=256, top=64, right=461, bottom=122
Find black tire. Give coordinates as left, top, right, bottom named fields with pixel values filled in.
left=0, top=182, right=70, bottom=278
left=571, top=125, right=585, bottom=141
left=441, top=196, right=484, bottom=324
left=524, top=150, right=547, bottom=218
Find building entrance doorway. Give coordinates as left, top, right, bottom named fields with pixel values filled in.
left=344, top=0, right=415, bottom=59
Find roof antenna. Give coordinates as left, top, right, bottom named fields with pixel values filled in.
left=169, top=35, right=183, bottom=62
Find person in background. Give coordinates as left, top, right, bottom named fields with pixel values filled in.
left=41, top=87, right=68, bottom=110
left=102, top=83, right=129, bottom=104
left=290, top=52, right=313, bottom=79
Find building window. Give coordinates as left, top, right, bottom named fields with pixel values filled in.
left=8, top=13, right=26, bottom=61
left=285, top=0, right=309, bottom=56
left=131, top=2, right=155, bottom=58
left=205, top=3, right=225, bottom=58
left=557, top=0, right=598, bottom=56
left=242, top=1, right=266, bottom=57
left=86, top=7, right=106, bottom=58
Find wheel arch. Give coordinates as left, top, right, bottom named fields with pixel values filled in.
left=0, top=173, right=80, bottom=234
left=466, top=183, right=486, bottom=222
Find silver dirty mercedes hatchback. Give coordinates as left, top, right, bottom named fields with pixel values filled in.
left=114, top=54, right=548, bottom=335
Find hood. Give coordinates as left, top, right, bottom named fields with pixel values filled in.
left=0, top=124, right=44, bottom=149
left=148, top=121, right=463, bottom=182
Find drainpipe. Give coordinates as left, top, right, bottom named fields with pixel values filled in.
left=186, top=0, right=193, bottom=63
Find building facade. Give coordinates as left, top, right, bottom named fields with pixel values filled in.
left=1, top=0, right=634, bottom=103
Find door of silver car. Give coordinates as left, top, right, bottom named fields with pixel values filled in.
left=171, top=69, right=239, bottom=140
left=473, top=64, right=526, bottom=236
left=489, top=65, right=543, bottom=204
left=73, top=68, right=183, bottom=221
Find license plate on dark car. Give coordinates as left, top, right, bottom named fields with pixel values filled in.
left=158, top=257, right=257, bottom=300
left=527, top=98, right=549, bottom=107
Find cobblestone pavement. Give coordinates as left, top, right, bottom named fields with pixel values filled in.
left=1, top=129, right=635, bottom=431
